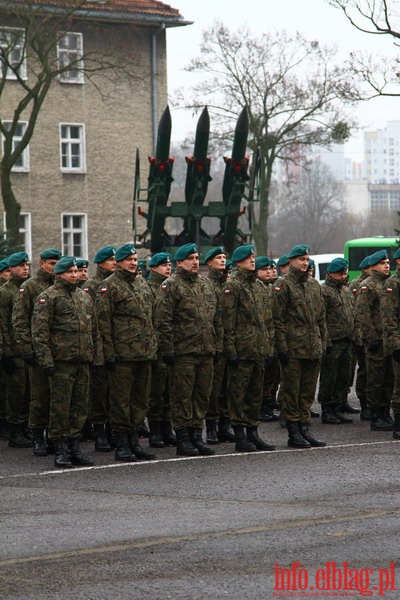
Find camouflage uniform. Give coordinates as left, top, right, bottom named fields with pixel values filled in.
left=380, top=266, right=400, bottom=419
left=259, top=280, right=280, bottom=418
left=354, top=270, right=393, bottom=418
left=349, top=272, right=370, bottom=414
left=95, top=266, right=157, bottom=433
left=272, top=266, right=328, bottom=424
left=155, top=266, right=222, bottom=430
left=32, top=278, right=103, bottom=440
left=12, top=268, right=55, bottom=430
left=222, top=268, right=274, bottom=428
left=0, top=277, right=8, bottom=433
left=318, top=275, right=354, bottom=414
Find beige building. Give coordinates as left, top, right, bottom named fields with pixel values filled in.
left=0, top=0, right=189, bottom=265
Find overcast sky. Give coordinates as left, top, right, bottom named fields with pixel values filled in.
left=166, top=0, right=400, bottom=159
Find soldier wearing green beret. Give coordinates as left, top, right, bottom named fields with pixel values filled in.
left=276, top=254, right=290, bottom=277
left=12, top=248, right=62, bottom=455
left=272, top=244, right=327, bottom=448
left=0, top=252, right=31, bottom=447
left=76, top=259, right=89, bottom=286
left=32, top=256, right=102, bottom=468
left=221, top=245, right=276, bottom=452
left=0, top=258, right=11, bottom=439
left=354, top=250, right=394, bottom=432
left=0, top=258, right=10, bottom=286
left=155, top=243, right=223, bottom=456
left=95, top=243, right=158, bottom=462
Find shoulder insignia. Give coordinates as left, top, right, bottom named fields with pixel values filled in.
left=83, top=287, right=89, bottom=293
left=100, top=287, right=108, bottom=293
left=161, top=284, right=168, bottom=291
left=274, top=286, right=281, bottom=292
left=19, top=288, right=25, bottom=293
left=39, top=298, right=46, bottom=304
left=351, top=288, right=357, bottom=293
left=224, top=289, right=231, bottom=295
left=386, top=288, right=393, bottom=293
left=360, top=286, right=367, bottom=291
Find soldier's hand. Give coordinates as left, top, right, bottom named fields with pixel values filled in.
left=2, top=356, right=18, bottom=375
left=368, top=341, right=380, bottom=354
left=278, top=352, right=290, bottom=365
left=213, top=352, right=222, bottom=364
left=22, top=352, right=37, bottom=367
left=228, top=355, right=239, bottom=368
left=43, top=366, right=55, bottom=377
left=105, top=359, right=116, bottom=372
left=162, top=355, right=175, bottom=366
left=393, top=349, right=400, bottom=363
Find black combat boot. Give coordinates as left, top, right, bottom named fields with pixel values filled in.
left=340, top=400, right=360, bottom=414
left=383, top=407, right=394, bottom=426
left=45, top=430, right=55, bottom=454
left=359, top=398, right=371, bottom=421
left=53, top=439, right=73, bottom=468
left=93, top=424, right=112, bottom=452
left=298, top=423, right=326, bottom=447
left=160, top=421, right=177, bottom=446
left=80, top=418, right=94, bottom=441
left=8, top=423, right=33, bottom=448
left=233, top=425, right=257, bottom=452
left=69, top=438, right=95, bottom=466
left=31, top=428, right=48, bottom=456
left=129, top=431, right=156, bottom=460
left=370, top=408, right=393, bottom=431
left=205, top=419, right=219, bottom=444
left=286, top=422, right=311, bottom=448
left=259, top=399, right=273, bottom=422
left=138, top=424, right=150, bottom=438
left=321, top=407, right=341, bottom=425
left=393, top=415, right=400, bottom=439
left=114, top=430, right=137, bottom=462
left=0, top=419, right=10, bottom=440
left=332, top=410, right=353, bottom=424
left=217, top=416, right=236, bottom=443
left=175, top=428, right=199, bottom=456
left=190, top=428, right=215, bottom=455
left=148, top=420, right=165, bottom=448
left=246, top=427, right=275, bottom=451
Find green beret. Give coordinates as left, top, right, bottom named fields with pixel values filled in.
left=255, top=256, right=270, bottom=269
left=232, top=244, right=254, bottom=263
left=93, top=246, right=116, bottom=264
left=393, top=247, right=400, bottom=260
left=8, top=251, right=29, bottom=266
left=369, top=249, right=388, bottom=266
left=327, top=257, right=348, bottom=273
left=359, top=255, right=371, bottom=269
left=287, top=244, right=310, bottom=259
left=174, top=243, right=198, bottom=261
left=39, top=248, right=62, bottom=260
left=76, top=259, right=89, bottom=268
left=137, top=260, right=147, bottom=271
left=225, top=259, right=233, bottom=271
left=308, top=259, right=315, bottom=269
left=204, top=246, right=225, bottom=263
left=115, top=243, right=136, bottom=261
left=0, top=258, right=9, bottom=272
left=149, top=252, right=171, bottom=267
left=277, top=254, right=289, bottom=267
left=54, top=256, right=77, bottom=274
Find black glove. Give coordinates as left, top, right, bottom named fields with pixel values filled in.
left=162, top=355, right=175, bottom=366
left=43, top=366, right=55, bottom=377
left=105, top=359, right=116, bottom=372
left=393, top=349, right=400, bottom=363
left=22, top=352, right=37, bottom=367
left=265, top=355, right=274, bottom=367
left=2, top=356, right=18, bottom=375
left=228, top=355, right=239, bottom=368
left=368, top=341, right=380, bottom=354
left=213, top=351, right=222, bottom=364
left=278, top=352, right=290, bottom=365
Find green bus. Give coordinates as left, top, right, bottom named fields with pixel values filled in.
left=344, top=236, right=400, bottom=281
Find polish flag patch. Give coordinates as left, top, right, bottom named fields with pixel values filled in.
left=39, top=298, right=46, bottom=304
left=100, top=287, right=108, bottom=293
left=360, top=286, right=367, bottom=291
left=386, top=288, right=393, bottom=293
left=224, top=289, right=231, bottom=294
left=161, top=284, right=168, bottom=291
left=274, top=286, right=281, bottom=292
left=19, top=288, right=25, bottom=293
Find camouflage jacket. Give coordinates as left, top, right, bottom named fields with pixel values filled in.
left=95, top=266, right=157, bottom=362
left=321, top=275, right=354, bottom=344
left=221, top=268, right=274, bottom=361
left=12, top=268, right=55, bottom=356
left=82, top=266, right=112, bottom=300
left=206, top=268, right=228, bottom=295
left=148, top=270, right=167, bottom=299
left=154, top=266, right=223, bottom=357
left=354, top=270, right=390, bottom=346
left=348, top=271, right=369, bottom=346
left=380, top=267, right=400, bottom=356
left=32, top=278, right=103, bottom=368
left=271, top=266, right=328, bottom=360
left=0, top=274, right=28, bottom=358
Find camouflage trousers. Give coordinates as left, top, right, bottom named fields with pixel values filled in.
left=318, top=339, right=353, bottom=410
left=355, top=347, right=367, bottom=404
left=0, top=364, right=6, bottom=420
left=365, top=343, right=393, bottom=410
left=168, top=355, right=213, bottom=430
left=28, top=364, right=50, bottom=429
left=279, top=358, right=320, bottom=424
left=6, top=357, right=30, bottom=426
left=390, top=359, right=400, bottom=416
left=226, top=359, right=264, bottom=428
left=48, top=361, right=90, bottom=440
left=109, top=361, right=151, bottom=432
left=262, top=355, right=280, bottom=405
left=147, top=354, right=170, bottom=422
left=89, top=366, right=110, bottom=425
left=205, top=356, right=229, bottom=421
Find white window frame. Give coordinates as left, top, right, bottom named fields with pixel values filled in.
left=2, top=121, right=30, bottom=172
left=61, top=213, right=88, bottom=258
left=59, top=123, right=86, bottom=172
left=0, top=27, right=27, bottom=80
left=3, top=212, right=32, bottom=256
left=57, top=32, right=84, bottom=84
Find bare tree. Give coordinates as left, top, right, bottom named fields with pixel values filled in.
left=175, top=22, right=359, bottom=254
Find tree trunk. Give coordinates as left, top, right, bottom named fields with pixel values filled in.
left=252, top=153, right=272, bottom=256
left=0, top=164, right=22, bottom=251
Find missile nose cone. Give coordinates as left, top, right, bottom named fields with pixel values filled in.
left=156, top=106, right=172, bottom=162
left=235, top=106, right=249, bottom=134
left=194, top=106, right=210, bottom=160
left=231, top=106, right=249, bottom=161
left=158, top=105, right=172, bottom=134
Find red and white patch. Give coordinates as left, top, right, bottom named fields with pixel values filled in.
left=161, top=284, right=168, bottom=292
left=274, top=286, right=281, bottom=292
left=224, top=289, right=231, bottom=295
left=83, top=287, right=89, bottom=293
left=360, top=286, right=367, bottom=291
left=100, top=287, right=108, bottom=293
left=19, top=288, right=25, bottom=293
left=39, top=298, right=46, bottom=304
left=386, top=288, right=393, bottom=293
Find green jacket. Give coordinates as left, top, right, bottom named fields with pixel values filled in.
left=221, top=268, right=274, bottom=361
left=82, top=266, right=112, bottom=300
left=95, top=266, right=157, bottom=362
left=0, top=273, right=28, bottom=358
left=380, top=267, right=400, bottom=355
left=321, top=275, right=354, bottom=345
left=148, top=270, right=168, bottom=299
left=354, top=269, right=390, bottom=346
left=32, top=278, right=103, bottom=368
left=154, top=266, right=223, bottom=357
left=271, top=266, right=328, bottom=359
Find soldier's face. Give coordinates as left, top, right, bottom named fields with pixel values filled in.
left=0, top=269, right=10, bottom=280
left=237, top=254, right=255, bottom=271
left=257, top=267, right=271, bottom=281
left=118, top=254, right=138, bottom=273
left=77, top=268, right=88, bottom=280
left=99, top=257, right=116, bottom=273
left=178, top=253, right=199, bottom=273
left=329, top=270, right=348, bottom=282
left=40, top=259, right=58, bottom=274
left=270, top=267, right=277, bottom=279
left=10, top=262, right=29, bottom=279
left=373, top=259, right=390, bottom=275
left=208, top=254, right=226, bottom=272
left=58, top=266, right=78, bottom=284
left=290, top=255, right=309, bottom=272
left=152, top=263, right=171, bottom=277
left=279, top=265, right=289, bottom=276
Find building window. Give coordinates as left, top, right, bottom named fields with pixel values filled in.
left=3, top=212, right=32, bottom=256
left=57, top=33, right=84, bottom=84
left=60, top=124, right=86, bottom=172
left=0, top=27, right=26, bottom=80
left=2, top=121, right=29, bottom=171
left=62, top=214, right=87, bottom=257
